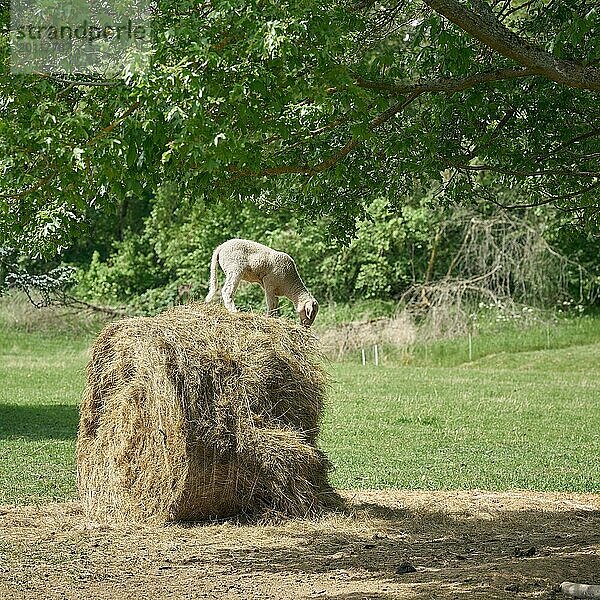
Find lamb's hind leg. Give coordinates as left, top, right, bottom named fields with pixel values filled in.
left=221, top=269, right=243, bottom=312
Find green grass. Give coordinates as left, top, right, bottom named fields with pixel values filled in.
left=324, top=344, right=600, bottom=491
left=403, top=314, right=600, bottom=367
left=1, top=312, right=599, bottom=503
left=0, top=328, right=90, bottom=503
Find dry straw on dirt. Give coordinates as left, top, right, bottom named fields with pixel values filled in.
left=77, top=303, right=339, bottom=524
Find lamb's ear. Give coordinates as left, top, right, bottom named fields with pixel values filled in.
left=305, top=301, right=314, bottom=319
left=306, top=299, right=319, bottom=322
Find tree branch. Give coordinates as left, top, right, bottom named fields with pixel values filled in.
left=229, top=92, right=422, bottom=177
left=538, top=128, right=600, bottom=162
left=498, top=0, right=538, bottom=21
left=354, top=67, right=535, bottom=95
left=489, top=180, right=600, bottom=209
left=452, top=163, right=600, bottom=178
left=462, top=106, right=517, bottom=161
left=84, top=101, right=140, bottom=146
left=0, top=172, right=56, bottom=200
left=37, top=73, right=121, bottom=86
left=422, top=0, right=600, bottom=90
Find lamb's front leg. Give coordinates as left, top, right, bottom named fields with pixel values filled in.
left=264, top=287, right=279, bottom=317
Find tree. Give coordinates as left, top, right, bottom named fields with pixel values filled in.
left=1, top=0, right=598, bottom=256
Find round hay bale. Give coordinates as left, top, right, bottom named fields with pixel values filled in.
left=76, top=303, right=339, bottom=524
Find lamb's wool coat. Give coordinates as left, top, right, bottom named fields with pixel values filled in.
left=205, top=238, right=319, bottom=326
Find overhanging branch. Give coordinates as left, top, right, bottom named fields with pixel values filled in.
left=229, top=92, right=422, bottom=177
left=452, top=163, right=600, bottom=178
left=354, top=67, right=535, bottom=95
left=230, top=66, right=537, bottom=178
left=486, top=180, right=600, bottom=209
left=538, top=128, right=600, bottom=162
left=422, top=0, right=600, bottom=90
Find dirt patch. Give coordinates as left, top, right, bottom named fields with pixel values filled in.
left=1, top=490, right=599, bottom=599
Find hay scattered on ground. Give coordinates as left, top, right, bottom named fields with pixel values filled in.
left=3, top=491, right=600, bottom=600
left=77, top=303, right=339, bottom=524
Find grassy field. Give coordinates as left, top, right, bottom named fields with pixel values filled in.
left=326, top=347, right=600, bottom=491
left=0, top=329, right=88, bottom=503
left=1, top=309, right=599, bottom=504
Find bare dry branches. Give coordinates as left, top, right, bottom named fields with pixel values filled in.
left=400, top=210, right=595, bottom=338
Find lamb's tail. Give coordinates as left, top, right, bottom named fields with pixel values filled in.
left=204, top=246, right=221, bottom=302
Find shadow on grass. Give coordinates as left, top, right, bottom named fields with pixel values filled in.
left=0, top=403, right=79, bottom=440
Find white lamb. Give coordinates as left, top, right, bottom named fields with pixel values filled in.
left=204, top=238, right=319, bottom=327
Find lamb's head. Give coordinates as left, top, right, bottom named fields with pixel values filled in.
left=297, top=297, right=319, bottom=327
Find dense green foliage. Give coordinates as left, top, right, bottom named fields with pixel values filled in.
left=1, top=0, right=599, bottom=257
left=66, top=188, right=597, bottom=313
left=71, top=192, right=438, bottom=310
